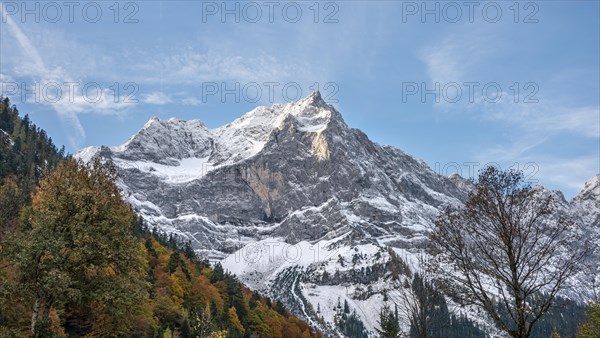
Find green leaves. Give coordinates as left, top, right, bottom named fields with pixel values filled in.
left=578, top=301, right=600, bottom=338
left=376, top=303, right=400, bottom=338
left=14, top=158, right=149, bottom=336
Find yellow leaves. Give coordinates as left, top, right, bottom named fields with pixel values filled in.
left=200, top=267, right=212, bottom=278
left=153, top=294, right=184, bottom=329
left=577, top=301, right=600, bottom=338
left=282, top=316, right=314, bottom=338
left=169, top=274, right=185, bottom=307
left=228, top=306, right=245, bottom=334
left=153, top=266, right=171, bottom=291
left=152, top=239, right=169, bottom=257
left=207, top=330, right=228, bottom=338
left=247, top=301, right=288, bottom=338
left=158, top=252, right=171, bottom=268
left=6, top=156, right=320, bottom=337
left=181, top=256, right=196, bottom=277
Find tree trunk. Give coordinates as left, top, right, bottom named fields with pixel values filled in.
left=30, top=293, right=40, bottom=338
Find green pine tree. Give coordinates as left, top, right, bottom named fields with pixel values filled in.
left=376, top=304, right=401, bottom=338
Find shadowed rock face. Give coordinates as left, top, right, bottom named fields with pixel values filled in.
left=77, top=91, right=469, bottom=258
left=76, top=92, right=599, bottom=336
left=76, top=91, right=598, bottom=257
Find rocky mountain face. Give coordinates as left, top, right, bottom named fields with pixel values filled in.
left=572, top=175, right=600, bottom=226
left=76, top=92, right=599, bottom=337
left=569, top=175, right=600, bottom=298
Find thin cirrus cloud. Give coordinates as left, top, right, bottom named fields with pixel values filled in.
left=476, top=147, right=598, bottom=197
left=419, top=29, right=599, bottom=138
left=0, top=12, right=325, bottom=146
left=0, top=6, right=137, bottom=147
left=181, top=97, right=202, bottom=106
left=132, top=49, right=320, bottom=87
left=142, top=92, right=173, bottom=105
left=538, top=156, right=600, bottom=193
left=418, top=27, right=599, bottom=197
left=486, top=103, right=599, bottom=139
left=419, top=31, right=493, bottom=86
left=0, top=9, right=84, bottom=147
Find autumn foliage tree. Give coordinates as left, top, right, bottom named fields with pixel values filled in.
left=430, top=166, right=588, bottom=338
left=13, top=158, right=149, bottom=337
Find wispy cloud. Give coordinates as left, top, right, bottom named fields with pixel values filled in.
left=538, top=156, right=599, bottom=195
left=419, top=31, right=492, bottom=86
left=0, top=6, right=83, bottom=146
left=0, top=4, right=135, bottom=147
left=420, top=28, right=599, bottom=139
left=142, top=92, right=172, bottom=105
left=486, top=103, right=599, bottom=138
left=181, top=96, right=202, bottom=106
left=475, top=149, right=598, bottom=199
left=132, top=49, right=321, bottom=87
left=420, top=28, right=599, bottom=197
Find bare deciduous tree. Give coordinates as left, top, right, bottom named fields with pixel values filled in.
left=429, top=166, right=588, bottom=338
left=395, top=256, right=448, bottom=338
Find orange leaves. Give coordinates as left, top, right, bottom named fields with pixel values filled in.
left=191, top=275, right=224, bottom=314
left=265, top=314, right=284, bottom=338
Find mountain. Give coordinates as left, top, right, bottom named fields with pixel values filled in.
left=0, top=99, right=321, bottom=337
left=76, top=92, right=599, bottom=337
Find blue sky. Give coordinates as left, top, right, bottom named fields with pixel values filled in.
left=1, top=1, right=598, bottom=199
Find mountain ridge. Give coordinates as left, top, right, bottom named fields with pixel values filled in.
left=75, top=92, right=599, bottom=337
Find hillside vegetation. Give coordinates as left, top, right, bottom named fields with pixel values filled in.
left=0, top=98, right=320, bottom=337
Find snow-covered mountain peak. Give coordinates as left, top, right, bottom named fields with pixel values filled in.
left=573, top=174, right=600, bottom=203
left=142, top=116, right=160, bottom=129
left=296, top=90, right=330, bottom=109
left=110, top=116, right=212, bottom=164
left=77, top=92, right=348, bottom=174
left=571, top=174, right=600, bottom=229
left=210, top=91, right=345, bottom=163
left=137, top=116, right=208, bottom=133
left=448, top=172, right=475, bottom=192
left=223, top=90, right=340, bottom=133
